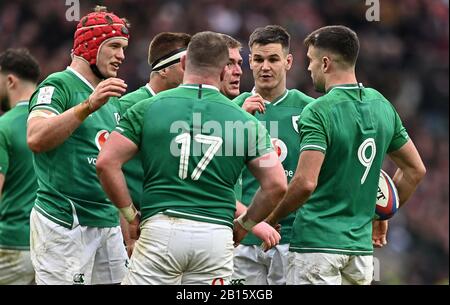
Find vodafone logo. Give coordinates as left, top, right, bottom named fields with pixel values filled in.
left=95, top=130, right=110, bottom=151
left=271, top=138, right=287, bottom=162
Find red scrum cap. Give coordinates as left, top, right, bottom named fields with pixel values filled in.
left=72, top=6, right=129, bottom=66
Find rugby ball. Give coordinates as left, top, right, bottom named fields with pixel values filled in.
left=375, top=170, right=400, bottom=220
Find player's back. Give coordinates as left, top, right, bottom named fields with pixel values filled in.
left=119, top=84, right=271, bottom=228
left=292, top=84, right=409, bottom=254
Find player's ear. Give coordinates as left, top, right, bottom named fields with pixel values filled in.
left=6, top=74, right=17, bottom=90
left=322, top=56, right=331, bottom=73
left=158, top=68, right=167, bottom=78
left=285, top=53, right=293, bottom=71
left=248, top=53, right=254, bottom=70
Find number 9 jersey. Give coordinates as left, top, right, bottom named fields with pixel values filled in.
left=291, top=84, right=409, bottom=255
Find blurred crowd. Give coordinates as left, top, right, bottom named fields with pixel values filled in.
left=0, top=0, right=448, bottom=284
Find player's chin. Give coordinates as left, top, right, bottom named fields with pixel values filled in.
left=227, top=88, right=240, bottom=98
left=105, top=70, right=118, bottom=78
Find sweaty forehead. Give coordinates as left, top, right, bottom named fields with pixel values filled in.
left=251, top=43, right=285, bottom=57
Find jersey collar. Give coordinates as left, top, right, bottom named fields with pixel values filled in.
left=66, top=67, right=95, bottom=91
left=16, top=100, right=29, bottom=107
left=180, top=84, right=220, bottom=92
left=251, top=87, right=289, bottom=106
left=326, top=83, right=364, bottom=94
left=145, top=83, right=157, bottom=97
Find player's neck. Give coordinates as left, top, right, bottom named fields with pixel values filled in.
left=183, top=74, right=221, bottom=89
left=255, top=85, right=286, bottom=103
left=8, top=84, right=35, bottom=108
left=149, top=78, right=169, bottom=94
left=325, top=71, right=357, bottom=92
left=70, top=59, right=101, bottom=88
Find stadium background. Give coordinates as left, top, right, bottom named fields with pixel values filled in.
left=0, top=0, right=447, bottom=285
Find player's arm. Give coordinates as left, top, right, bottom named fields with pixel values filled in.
left=266, top=150, right=325, bottom=227
left=0, top=174, right=4, bottom=198
left=388, top=139, right=426, bottom=207
left=27, top=78, right=127, bottom=153
left=235, top=200, right=281, bottom=250
left=233, top=152, right=287, bottom=245
left=96, top=131, right=139, bottom=232
left=372, top=219, right=388, bottom=248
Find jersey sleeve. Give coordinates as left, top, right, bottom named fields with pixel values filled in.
left=387, top=107, right=410, bottom=153
left=115, top=99, right=148, bottom=147
left=29, top=78, right=68, bottom=115
left=299, top=104, right=328, bottom=153
left=0, top=126, right=10, bottom=175
left=232, top=93, right=252, bottom=108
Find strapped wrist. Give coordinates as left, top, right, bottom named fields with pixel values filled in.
left=74, top=100, right=92, bottom=121
left=236, top=211, right=258, bottom=231
left=120, top=204, right=138, bottom=223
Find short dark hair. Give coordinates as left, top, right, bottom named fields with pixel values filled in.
left=0, top=48, right=40, bottom=83
left=304, top=25, right=360, bottom=66
left=187, top=31, right=228, bottom=72
left=221, top=34, right=242, bottom=50
left=248, top=25, right=290, bottom=52
left=148, top=32, right=191, bottom=66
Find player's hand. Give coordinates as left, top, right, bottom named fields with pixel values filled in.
left=372, top=219, right=388, bottom=248
left=129, top=214, right=141, bottom=240
left=233, top=219, right=249, bottom=247
left=242, top=94, right=266, bottom=115
left=125, top=238, right=136, bottom=258
left=88, top=78, right=127, bottom=112
left=251, top=222, right=281, bottom=252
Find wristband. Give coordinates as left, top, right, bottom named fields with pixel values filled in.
left=120, top=204, right=138, bottom=223
left=236, top=212, right=258, bottom=231
left=74, top=100, right=92, bottom=121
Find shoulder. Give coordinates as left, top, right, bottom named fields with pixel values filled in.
left=120, top=86, right=149, bottom=102
left=0, top=106, right=23, bottom=127
left=363, top=87, right=391, bottom=104
left=288, top=89, right=316, bottom=103
left=39, top=70, right=72, bottom=88
left=0, top=111, right=13, bottom=135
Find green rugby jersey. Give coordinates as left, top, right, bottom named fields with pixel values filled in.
left=0, top=102, right=37, bottom=249
left=116, top=84, right=156, bottom=208
left=116, top=84, right=273, bottom=228
left=29, top=67, right=121, bottom=229
left=291, top=84, right=409, bottom=255
left=234, top=89, right=314, bottom=245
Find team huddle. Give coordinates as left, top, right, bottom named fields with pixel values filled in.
left=0, top=6, right=425, bottom=285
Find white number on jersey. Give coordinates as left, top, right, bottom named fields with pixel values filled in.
left=175, top=132, right=223, bottom=181
left=357, top=138, right=376, bottom=184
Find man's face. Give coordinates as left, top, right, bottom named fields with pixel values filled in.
left=164, top=62, right=185, bottom=89
left=0, top=73, right=10, bottom=111
left=307, top=46, right=326, bottom=93
left=249, top=43, right=292, bottom=92
left=220, top=47, right=243, bottom=99
left=97, top=38, right=128, bottom=78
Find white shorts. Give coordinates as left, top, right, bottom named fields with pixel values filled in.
left=232, top=244, right=289, bottom=285
left=122, top=214, right=234, bottom=285
left=0, top=249, right=34, bottom=285
left=30, top=208, right=128, bottom=285
left=286, top=252, right=373, bottom=285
